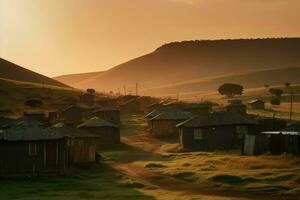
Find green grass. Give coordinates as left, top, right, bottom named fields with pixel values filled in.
left=0, top=164, right=154, bottom=200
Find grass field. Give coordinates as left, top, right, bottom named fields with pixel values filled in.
left=0, top=164, right=155, bottom=200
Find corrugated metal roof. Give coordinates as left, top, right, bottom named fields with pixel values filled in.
left=262, top=124, right=300, bottom=135
left=262, top=131, right=300, bottom=136
left=77, top=117, right=118, bottom=128
left=151, top=111, right=195, bottom=120
left=177, top=112, right=257, bottom=128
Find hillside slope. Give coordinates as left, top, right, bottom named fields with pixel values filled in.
left=0, top=58, right=69, bottom=88
left=55, top=38, right=300, bottom=92
left=144, top=67, right=300, bottom=97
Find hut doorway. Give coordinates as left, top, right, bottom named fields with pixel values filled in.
left=45, top=142, right=57, bottom=168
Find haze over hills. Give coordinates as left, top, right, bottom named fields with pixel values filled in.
left=0, top=58, right=69, bottom=88
left=54, top=38, right=300, bottom=96
left=55, top=72, right=102, bottom=88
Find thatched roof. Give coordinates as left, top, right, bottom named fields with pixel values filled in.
left=177, top=112, right=257, bottom=128
left=77, top=117, right=118, bottom=128
left=151, top=111, right=195, bottom=120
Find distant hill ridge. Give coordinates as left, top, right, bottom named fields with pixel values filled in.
left=54, top=38, right=300, bottom=95
left=0, top=58, right=69, bottom=88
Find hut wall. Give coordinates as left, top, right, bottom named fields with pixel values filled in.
left=69, top=138, right=96, bottom=163
left=152, top=119, right=183, bottom=137
left=180, top=126, right=247, bottom=150
left=0, top=140, right=67, bottom=176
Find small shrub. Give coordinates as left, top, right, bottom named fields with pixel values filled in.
left=144, top=163, right=166, bottom=168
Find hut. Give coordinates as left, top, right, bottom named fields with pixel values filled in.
left=226, top=102, right=247, bottom=115
left=119, top=98, right=143, bottom=114
left=77, top=117, right=120, bottom=149
left=0, top=119, right=70, bottom=176
left=92, top=108, right=120, bottom=125
left=242, top=118, right=286, bottom=156
left=60, top=105, right=85, bottom=124
left=248, top=99, right=265, bottom=110
left=177, top=112, right=257, bottom=151
left=149, top=111, right=195, bottom=137
left=244, top=124, right=300, bottom=156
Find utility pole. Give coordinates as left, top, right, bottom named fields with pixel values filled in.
left=285, top=83, right=293, bottom=121
left=123, top=85, right=126, bottom=95
left=290, top=87, right=293, bottom=121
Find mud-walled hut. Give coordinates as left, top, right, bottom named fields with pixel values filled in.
left=177, top=112, right=257, bottom=151
left=0, top=118, right=70, bottom=177
left=77, top=117, right=120, bottom=149
left=149, top=111, right=195, bottom=137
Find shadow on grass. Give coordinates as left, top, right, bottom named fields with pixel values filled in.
left=0, top=164, right=155, bottom=200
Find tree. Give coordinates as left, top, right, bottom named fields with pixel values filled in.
left=269, top=88, right=283, bottom=97
left=218, top=83, right=244, bottom=98
left=86, top=88, right=96, bottom=94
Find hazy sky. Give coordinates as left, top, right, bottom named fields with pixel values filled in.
left=0, top=0, right=300, bottom=77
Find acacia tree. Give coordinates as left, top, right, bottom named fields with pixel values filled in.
left=218, top=83, right=244, bottom=98
left=86, top=88, right=96, bottom=95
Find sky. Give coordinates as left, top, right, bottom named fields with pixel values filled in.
left=0, top=0, right=300, bottom=77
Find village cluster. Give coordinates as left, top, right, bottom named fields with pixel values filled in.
left=0, top=91, right=299, bottom=177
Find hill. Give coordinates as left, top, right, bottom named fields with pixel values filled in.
left=144, top=67, right=300, bottom=97
left=0, top=57, right=69, bottom=88
left=0, top=78, right=81, bottom=115
left=54, top=71, right=103, bottom=88
left=54, top=38, right=300, bottom=93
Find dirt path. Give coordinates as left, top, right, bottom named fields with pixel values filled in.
left=111, top=134, right=278, bottom=200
